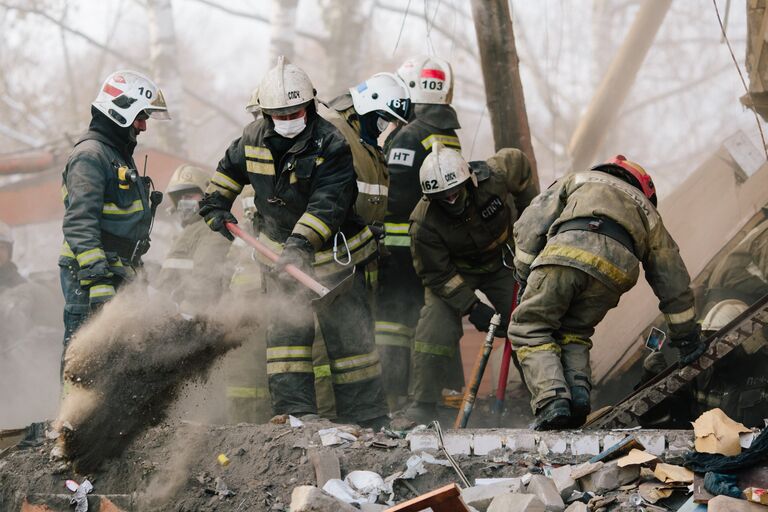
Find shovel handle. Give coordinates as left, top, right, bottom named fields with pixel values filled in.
left=226, top=222, right=330, bottom=296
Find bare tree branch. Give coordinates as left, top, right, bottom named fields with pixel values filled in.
left=187, top=0, right=326, bottom=44
left=0, top=1, right=242, bottom=128
left=373, top=0, right=478, bottom=57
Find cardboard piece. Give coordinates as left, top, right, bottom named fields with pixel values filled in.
left=744, top=487, right=768, bottom=505
left=692, top=408, right=752, bottom=456
left=617, top=449, right=659, bottom=468
left=639, top=482, right=674, bottom=504
left=653, top=463, right=694, bottom=484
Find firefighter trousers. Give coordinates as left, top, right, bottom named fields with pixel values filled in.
left=374, top=246, right=423, bottom=398
left=265, top=268, right=387, bottom=422
left=508, top=265, right=621, bottom=413
left=412, top=266, right=518, bottom=404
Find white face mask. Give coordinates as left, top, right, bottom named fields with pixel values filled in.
left=273, top=115, right=306, bottom=138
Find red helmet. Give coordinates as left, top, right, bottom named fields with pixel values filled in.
left=593, top=155, right=657, bottom=206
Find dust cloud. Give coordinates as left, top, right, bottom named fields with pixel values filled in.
left=57, top=282, right=255, bottom=473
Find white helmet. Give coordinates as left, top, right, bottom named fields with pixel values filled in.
left=349, top=72, right=411, bottom=123
left=397, top=55, right=454, bottom=105
left=257, top=56, right=315, bottom=116
left=166, top=165, right=210, bottom=207
left=92, top=70, right=170, bottom=127
left=246, top=87, right=260, bottom=114
left=419, top=142, right=473, bottom=196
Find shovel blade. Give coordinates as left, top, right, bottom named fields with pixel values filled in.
left=311, top=267, right=356, bottom=310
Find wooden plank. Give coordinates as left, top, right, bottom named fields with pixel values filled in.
left=385, top=483, right=470, bottom=512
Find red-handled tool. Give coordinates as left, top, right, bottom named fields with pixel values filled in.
left=226, top=222, right=354, bottom=309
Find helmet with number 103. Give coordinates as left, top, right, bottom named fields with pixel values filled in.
left=397, top=55, right=454, bottom=105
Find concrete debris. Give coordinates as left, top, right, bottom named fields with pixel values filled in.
left=290, top=485, right=359, bottom=512
left=488, top=493, right=545, bottom=512
left=400, top=451, right=451, bottom=479
left=309, top=448, right=341, bottom=487
left=213, top=476, right=236, bottom=497
left=526, top=474, right=566, bottom=512
left=570, top=461, right=604, bottom=480
left=462, top=480, right=524, bottom=511
left=68, top=478, right=93, bottom=512
left=318, top=427, right=358, bottom=446
left=577, top=460, right=640, bottom=494
left=563, top=502, right=588, bottom=512
left=345, top=470, right=387, bottom=502
left=547, top=464, right=580, bottom=500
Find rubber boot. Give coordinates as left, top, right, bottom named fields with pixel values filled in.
left=358, top=414, right=391, bottom=431
left=403, top=401, right=438, bottom=425
left=570, top=386, right=591, bottom=427
left=532, top=398, right=571, bottom=431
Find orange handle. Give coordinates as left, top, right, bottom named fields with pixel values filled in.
left=226, top=222, right=329, bottom=296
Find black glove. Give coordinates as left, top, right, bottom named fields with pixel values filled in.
left=671, top=326, right=706, bottom=365
left=468, top=301, right=503, bottom=334
left=199, top=191, right=237, bottom=241
left=275, top=235, right=314, bottom=286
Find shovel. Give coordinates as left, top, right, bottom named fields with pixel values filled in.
left=226, top=222, right=355, bottom=309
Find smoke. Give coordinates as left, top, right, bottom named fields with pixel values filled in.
left=57, top=282, right=254, bottom=473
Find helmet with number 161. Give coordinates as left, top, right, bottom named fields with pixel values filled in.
left=349, top=72, right=411, bottom=123
left=397, top=55, right=454, bottom=105
left=92, top=70, right=170, bottom=127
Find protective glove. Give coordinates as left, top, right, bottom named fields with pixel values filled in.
left=468, top=301, right=507, bottom=335
left=671, top=326, right=706, bottom=365
left=199, top=191, right=237, bottom=241
left=275, top=235, right=314, bottom=287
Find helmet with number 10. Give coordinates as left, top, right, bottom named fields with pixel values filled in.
left=397, top=55, right=454, bottom=105
left=92, top=70, right=170, bottom=127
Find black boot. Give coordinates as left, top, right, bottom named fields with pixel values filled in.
left=570, top=386, right=591, bottom=427
left=358, top=414, right=391, bottom=431
left=403, top=401, right=438, bottom=425
left=532, top=398, right=571, bottom=430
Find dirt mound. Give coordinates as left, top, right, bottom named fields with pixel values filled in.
left=0, top=419, right=525, bottom=511
left=57, top=286, right=246, bottom=473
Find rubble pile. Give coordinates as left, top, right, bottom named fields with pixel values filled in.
left=1, top=411, right=765, bottom=512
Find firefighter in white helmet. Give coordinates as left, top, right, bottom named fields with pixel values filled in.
left=156, top=165, right=232, bottom=314
left=320, top=72, right=411, bottom=225
left=59, top=70, right=170, bottom=373
left=199, top=56, right=388, bottom=428
left=405, top=143, right=536, bottom=424
left=0, top=221, right=24, bottom=290
left=375, top=56, right=464, bottom=408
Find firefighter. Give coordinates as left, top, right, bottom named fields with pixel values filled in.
left=59, top=70, right=169, bottom=364
left=693, top=218, right=768, bottom=427
left=319, top=72, right=411, bottom=226
left=406, top=143, right=537, bottom=424
left=199, top=56, right=388, bottom=428
left=376, top=56, right=464, bottom=409
left=509, top=155, right=704, bottom=430
left=156, top=165, right=232, bottom=313
left=0, top=222, right=24, bottom=290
